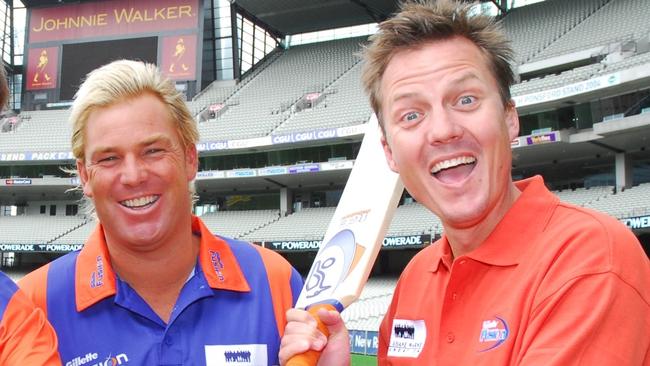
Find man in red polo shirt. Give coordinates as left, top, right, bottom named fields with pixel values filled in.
left=279, top=1, right=650, bottom=365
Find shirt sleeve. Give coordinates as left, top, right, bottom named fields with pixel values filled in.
left=515, top=271, right=649, bottom=365
left=0, top=279, right=61, bottom=365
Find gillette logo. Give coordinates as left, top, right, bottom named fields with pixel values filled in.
left=478, top=317, right=509, bottom=352
left=66, top=353, right=128, bottom=366
left=90, top=256, right=104, bottom=288
left=66, top=353, right=97, bottom=366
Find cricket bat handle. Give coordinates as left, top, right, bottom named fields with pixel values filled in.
left=286, top=303, right=337, bottom=366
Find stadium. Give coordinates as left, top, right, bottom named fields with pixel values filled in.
left=0, top=0, right=649, bottom=362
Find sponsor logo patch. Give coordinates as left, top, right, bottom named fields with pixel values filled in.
left=387, top=319, right=426, bottom=358
left=209, top=250, right=225, bottom=282
left=205, top=344, right=267, bottom=365
left=65, top=352, right=128, bottom=366
left=478, top=316, right=509, bottom=352
left=90, top=256, right=104, bottom=288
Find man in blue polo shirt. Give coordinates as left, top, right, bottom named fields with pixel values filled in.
left=20, top=59, right=302, bottom=365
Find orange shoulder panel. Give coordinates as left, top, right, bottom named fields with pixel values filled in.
left=17, top=264, right=50, bottom=317
left=252, top=245, right=294, bottom=337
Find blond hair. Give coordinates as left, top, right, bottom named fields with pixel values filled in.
left=361, top=0, right=516, bottom=126
left=68, top=60, right=199, bottom=217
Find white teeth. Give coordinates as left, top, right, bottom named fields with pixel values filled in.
left=431, top=156, right=476, bottom=174
left=121, top=195, right=158, bottom=208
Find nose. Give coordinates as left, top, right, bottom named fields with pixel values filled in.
left=425, top=107, right=463, bottom=145
left=120, top=155, right=147, bottom=186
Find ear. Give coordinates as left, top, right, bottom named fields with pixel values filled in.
left=381, top=132, right=399, bottom=173
left=185, top=144, right=198, bottom=182
left=505, top=102, right=520, bottom=141
left=76, top=159, right=93, bottom=198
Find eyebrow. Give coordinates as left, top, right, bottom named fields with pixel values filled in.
left=88, top=133, right=171, bottom=159
left=391, top=72, right=483, bottom=104
left=448, top=72, right=482, bottom=86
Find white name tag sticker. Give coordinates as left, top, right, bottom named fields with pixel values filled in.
left=205, top=344, right=267, bottom=365
left=387, top=319, right=427, bottom=358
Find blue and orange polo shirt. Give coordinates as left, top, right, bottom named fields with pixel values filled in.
left=20, top=216, right=302, bottom=366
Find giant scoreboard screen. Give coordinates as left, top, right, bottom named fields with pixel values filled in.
left=25, top=0, right=202, bottom=104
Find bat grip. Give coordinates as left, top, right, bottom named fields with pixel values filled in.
left=286, top=303, right=337, bottom=366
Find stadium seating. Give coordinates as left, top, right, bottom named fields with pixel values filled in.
left=552, top=185, right=614, bottom=207
left=387, top=202, right=443, bottom=236
left=0, top=215, right=86, bottom=245
left=534, top=0, right=650, bottom=61
left=342, top=277, right=397, bottom=331
left=273, top=62, right=371, bottom=133
left=0, top=109, right=72, bottom=153
left=50, top=220, right=97, bottom=245
left=502, top=0, right=610, bottom=64
left=511, top=63, right=604, bottom=96
left=197, top=37, right=365, bottom=141
left=586, top=182, right=650, bottom=218
left=199, top=209, right=280, bottom=239
left=243, top=207, right=336, bottom=242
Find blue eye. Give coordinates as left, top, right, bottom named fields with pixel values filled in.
left=459, top=96, right=476, bottom=105
left=98, top=156, right=117, bottom=163
left=402, top=111, right=424, bottom=123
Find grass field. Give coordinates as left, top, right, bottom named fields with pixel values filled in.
left=351, top=354, right=377, bottom=365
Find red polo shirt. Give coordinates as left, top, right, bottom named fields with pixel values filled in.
left=379, top=176, right=650, bottom=365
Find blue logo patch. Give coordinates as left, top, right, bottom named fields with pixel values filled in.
left=478, top=316, right=509, bottom=352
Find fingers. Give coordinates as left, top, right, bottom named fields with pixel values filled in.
left=314, top=308, right=351, bottom=366
left=279, top=309, right=328, bottom=365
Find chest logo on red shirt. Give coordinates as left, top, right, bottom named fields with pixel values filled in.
left=387, top=319, right=427, bottom=358
left=478, top=316, right=509, bottom=352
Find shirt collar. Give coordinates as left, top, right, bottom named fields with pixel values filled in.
left=427, top=236, right=453, bottom=273
left=75, top=215, right=250, bottom=312
left=425, top=175, right=557, bottom=271
left=466, top=175, right=557, bottom=266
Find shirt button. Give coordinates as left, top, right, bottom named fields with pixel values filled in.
left=452, top=292, right=458, bottom=300
left=446, top=332, right=455, bottom=343
left=165, top=337, right=173, bottom=345
left=458, top=259, right=467, bottom=265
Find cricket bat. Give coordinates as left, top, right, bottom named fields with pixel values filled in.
left=287, top=115, right=404, bottom=366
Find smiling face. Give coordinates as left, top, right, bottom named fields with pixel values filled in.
left=77, top=93, right=197, bottom=250
left=380, top=37, right=519, bottom=231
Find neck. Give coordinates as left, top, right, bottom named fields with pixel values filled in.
left=445, top=182, right=521, bottom=259
left=105, top=222, right=200, bottom=323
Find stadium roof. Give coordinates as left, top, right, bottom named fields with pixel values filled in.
left=233, top=0, right=399, bottom=36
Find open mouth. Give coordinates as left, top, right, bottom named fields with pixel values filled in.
left=431, top=156, right=476, bottom=184
left=120, top=195, right=160, bottom=209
